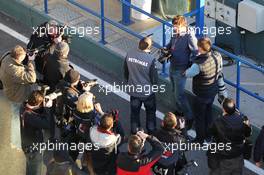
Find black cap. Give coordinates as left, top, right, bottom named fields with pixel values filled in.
left=64, top=69, right=80, bottom=83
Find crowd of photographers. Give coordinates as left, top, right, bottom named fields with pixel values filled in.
left=0, top=16, right=263, bottom=175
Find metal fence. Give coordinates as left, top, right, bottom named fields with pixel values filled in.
left=43, top=0, right=264, bottom=109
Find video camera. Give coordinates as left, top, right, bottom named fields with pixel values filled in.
left=158, top=48, right=172, bottom=64
left=26, top=48, right=39, bottom=57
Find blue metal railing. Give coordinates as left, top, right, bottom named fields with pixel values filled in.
left=43, top=0, right=264, bottom=109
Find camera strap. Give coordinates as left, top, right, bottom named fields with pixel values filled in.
left=0, top=51, right=10, bottom=67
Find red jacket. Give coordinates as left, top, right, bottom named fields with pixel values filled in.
left=117, top=136, right=164, bottom=175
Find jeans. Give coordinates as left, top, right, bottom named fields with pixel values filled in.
left=170, top=69, right=193, bottom=120
left=193, top=96, right=215, bottom=142
left=130, top=94, right=156, bottom=134
left=25, top=152, right=43, bottom=175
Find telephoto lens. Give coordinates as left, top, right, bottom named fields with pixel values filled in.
left=45, top=91, right=63, bottom=101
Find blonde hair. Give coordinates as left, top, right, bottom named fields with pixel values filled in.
left=76, top=92, right=94, bottom=113
left=11, top=45, right=26, bottom=59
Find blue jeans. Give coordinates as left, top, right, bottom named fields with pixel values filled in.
left=170, top=69, right=193, bottom=120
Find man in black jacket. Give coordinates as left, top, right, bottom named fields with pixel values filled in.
left=124, top=36, right=158, bottom=134
left=117, top=131, right=164, bottom=175
left=43, top=41, right=71, bottom=91
left=20, top=90, right=55, bottom=175
left=254, top=126, right=264, bottom=167
left=208, top=98, right=251, bottom=175
left=153, top=112, right=187, bottom=175
left=26, top=20, right=63, bottom=74
left=55, top=69, right=81, bottom=118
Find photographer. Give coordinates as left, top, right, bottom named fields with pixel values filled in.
left=184, top=37, right=222, bottom=143
left=20, top=90, right=55, bottom=175
left=56, top=69, right=81, bottom=114
left=55, top=69, right=97, bottom=128
left=0, top=45, right=37, bottom=103
left=0, top=45, right=37, bottom=149
left=90, top=113, right=124, bottom=175
left=43, top=41, right=71, bottom=91
left=153, top=112, right=187, bottom=175
left=117, top=131, right=164, bottom=175
left=166, top=15, right=198, bottom=127
left=27, top=20, right=65, bottom=74
left=208, top=98, right=252, bottom=175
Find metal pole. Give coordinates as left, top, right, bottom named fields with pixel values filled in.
left=120, top=0, right=133, bottom=25
left=161, top=23, right=168, bottom=77
left=236, top=61, right=241, bottom=109
left=44, top=0, right=48, bottom=14
left=195, top=0, right=205, bottom=38
left=100, top=0, right=106, bottom=44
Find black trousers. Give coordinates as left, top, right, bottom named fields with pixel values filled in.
left=130, top=94, right=156, bottom=134
left=193, top=96, right=215, bottom=142
left=208, top=154, right=244, bottom=175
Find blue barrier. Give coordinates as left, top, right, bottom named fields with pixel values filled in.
left=212, top=45, right=264, bottom=108
left=121, top=0, right=133, bottom=25
left=44, top=0, right=48, bottom=14
left=43, top=0, right=264, bottom=109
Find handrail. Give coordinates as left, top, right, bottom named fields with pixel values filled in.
left=43, top=0, right=264, bottom=109
left=212, top=45, right=264, bottom=74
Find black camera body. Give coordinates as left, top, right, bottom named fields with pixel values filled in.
left=158, top=48, right=172, bottom=64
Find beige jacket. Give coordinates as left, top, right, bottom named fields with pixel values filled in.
left=0, top=54, right=36, bottom=103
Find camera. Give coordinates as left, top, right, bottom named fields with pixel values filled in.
left=62, top=34, right=72, bottom=44
left=158, top=48, right=171, bottom=64
left=40, top=85, right=62, bottom=101
left=131, top=127, right=144, bottom=135
left=107, top=109, right=119, bottom=122
left=45, top=91, right=62, bottom=101
left=81, top=79, right=98, bottom=91
left=27, top=49, right=39, bottom=57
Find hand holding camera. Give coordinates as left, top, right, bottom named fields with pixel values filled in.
left=243, top=116, right=250, bottom=126
left=81, top=79, right=98, bottom=92
left=158, top=47, right=172, bottom=64
left=27, top=50, right=38, bottom=61
left=137, top=131, right=149, bottom=141
left=54, top=35, right=62, bottom=44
